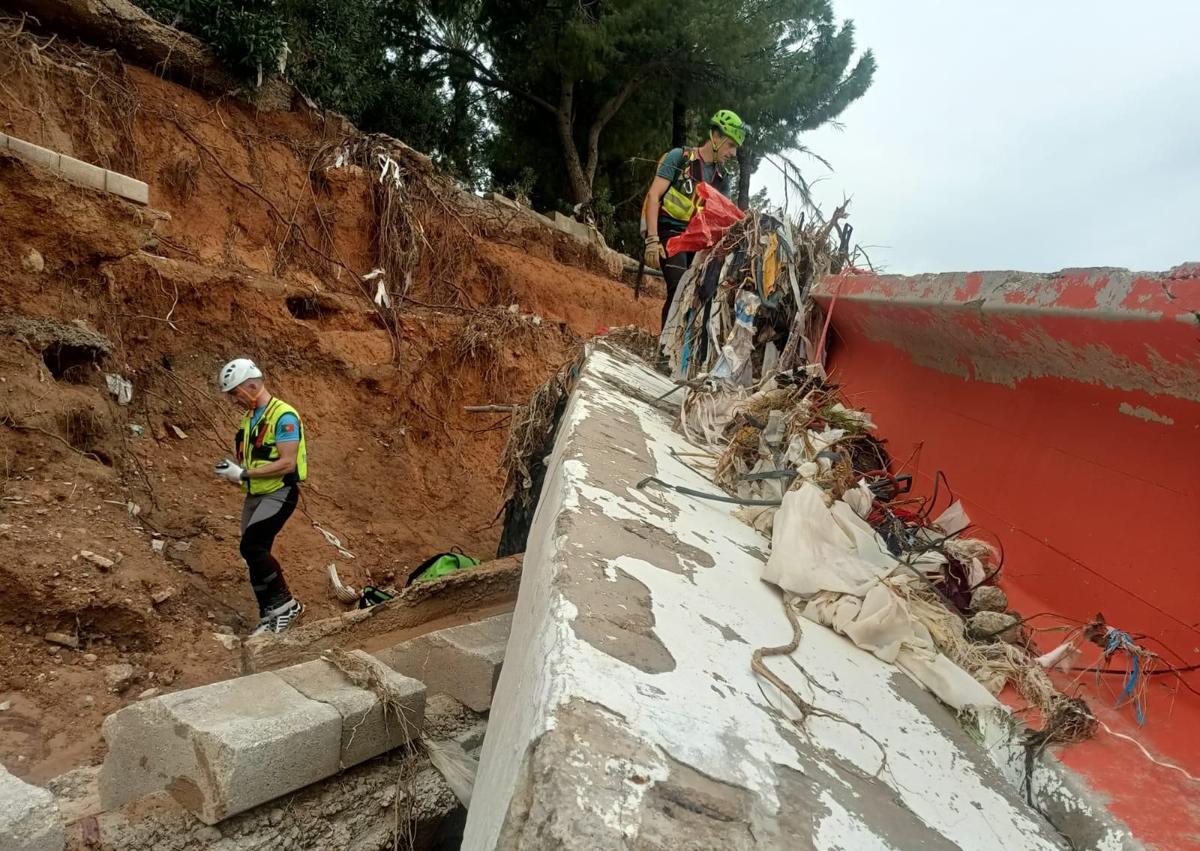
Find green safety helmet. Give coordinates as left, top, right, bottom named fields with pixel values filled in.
left=710, top=109, right=748, bottom=146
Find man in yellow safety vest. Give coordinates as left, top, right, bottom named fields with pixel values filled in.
left=642, top=109, right=749, bottom=329
left=213, top=358, right=308, bottom=636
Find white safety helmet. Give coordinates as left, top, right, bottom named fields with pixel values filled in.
left=218, top=358, right=263, bottom=393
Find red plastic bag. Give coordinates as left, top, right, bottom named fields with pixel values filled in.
left=666, top=182, right=744, bottom=255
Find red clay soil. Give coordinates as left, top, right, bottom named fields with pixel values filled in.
left=0, top=21, right=660, bottom=783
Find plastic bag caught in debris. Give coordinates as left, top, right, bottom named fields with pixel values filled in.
left=665, top=183, right=744, bottom=255
left=423, top=737, right=477, bottom=807
left=105, top=373, right=133, bottom=405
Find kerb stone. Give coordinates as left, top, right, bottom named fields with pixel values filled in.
left=7, top=136, right=61, bottom=171
left=104, top=170, right=150, bottom=205
left=374, top=613, right=510, bottom=712
left=99, top=671, right=342, bottom=824
left=0, top=763, right=65, bottom=851
left=57, top=155, right=107, bottom=193
left=275, top=651, right=426, bottom=767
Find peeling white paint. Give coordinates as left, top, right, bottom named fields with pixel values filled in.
left=1118, top=401, right=1175, bottom=425
left=466, top=344, right=1133, bottom=850
left=814, top=791, right=896, bottom=851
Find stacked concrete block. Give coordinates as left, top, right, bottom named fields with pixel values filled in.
left=276, top=650, right=426, bottom=768
left=99, top=658, right=426, bottom=824
left=2, top=132, right=149, bottom=205
left=0, top=763, right=65, bottom=851
left=374, top=613, right=511, bottom=712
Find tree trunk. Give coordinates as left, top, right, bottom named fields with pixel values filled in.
left=553, top=78, right=592, bottom=208
left=445, top=60, right=474, bottom=183
left=736, top=144, right=755, bottom=210
left=558, top=126, right=593, bottom=208
left=671, top=90, right=687, bottom=149
left=9, top=0, right=242, bottom=94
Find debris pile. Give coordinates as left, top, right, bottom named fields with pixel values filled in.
left=651, top=206, right=1109, bottom=754
left=496, top=352, right=585, bottom=556
left=661, top=208, right=842, bottom=383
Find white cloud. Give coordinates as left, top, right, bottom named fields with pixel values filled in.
left=759, top=1, right=1200, bottom=274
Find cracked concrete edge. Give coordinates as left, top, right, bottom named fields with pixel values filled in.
left=810, top=267, right=1200, bottom=400
left=813, top=267, right=1200, bottom=320
left=972, top=706, right=1142, bottom=851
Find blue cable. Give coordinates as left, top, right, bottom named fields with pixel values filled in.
left=1105, top=629, right=1147, bottom=725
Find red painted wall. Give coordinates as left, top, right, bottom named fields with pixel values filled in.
left=813, top=266, right=1200, bottom=848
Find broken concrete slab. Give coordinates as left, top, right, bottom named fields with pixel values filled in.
left=99, top=671, right=342, bottom=823
left=464, top=343, right=1133, bottom=850
left=59, top=695, right=485, bottom=850
left=98, top=651, right=435, bottom=825
left=374, top=613, right=510, bottom=712
left=275, top=651, right=426, bottom=768
left=0, top=762, right=65, bottom=851
left=245, top=554, right=521, bottom=672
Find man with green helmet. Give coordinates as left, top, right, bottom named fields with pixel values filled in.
left=641, top=109, right=748, bottom=328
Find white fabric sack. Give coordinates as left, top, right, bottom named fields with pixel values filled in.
left=763, top=484, right=893, bottom=597
left=763, top=483, right=995, bottom=711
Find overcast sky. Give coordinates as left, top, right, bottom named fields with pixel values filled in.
left=759, top=1, right=1200, bottom=274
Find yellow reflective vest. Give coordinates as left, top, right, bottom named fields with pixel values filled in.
left=642, top=147, right=722, bottom=233
left=235, top=398, right=308, bottom=496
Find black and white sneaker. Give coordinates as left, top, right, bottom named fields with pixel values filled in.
left=248, top=598, right=304, bottom=637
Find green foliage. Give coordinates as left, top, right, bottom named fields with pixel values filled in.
left=430, top=0, right=874, bottom=248
left=141, top=0, right=486, bottom=182
left=143, top=0, right=284, bottom=78
left=145, top=0, right=873, bottom=248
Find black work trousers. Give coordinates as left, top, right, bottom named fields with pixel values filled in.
left=239, top=484, right=298, bottom=612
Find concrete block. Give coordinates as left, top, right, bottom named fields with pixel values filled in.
left=276, top=651, right=426, bottom=768
left=104, top=169, right=150, bottom=205
left=0, top=763, right=65, bottom=851
left=100, top=671, right=342, bottom=824
left=0, top=131, right=9, bottom=151
left=552, top=211, right=591, bottom=242
left=57, top=155, right=107, bottom=193
left=484, top=191, right=519, bottom=209
left=374, top=613, right=510, bottom=712
left=7, top=136, right=60, bottom=171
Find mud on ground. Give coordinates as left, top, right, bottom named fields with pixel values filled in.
left=0, top=17, right=660, bottom=783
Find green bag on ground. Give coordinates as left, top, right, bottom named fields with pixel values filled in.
left=406, top=550, right=481, bottom=586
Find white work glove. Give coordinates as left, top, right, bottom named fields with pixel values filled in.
left=643, top=236, right=666, bottom=271
left=213, top=459, right=246, bottom=484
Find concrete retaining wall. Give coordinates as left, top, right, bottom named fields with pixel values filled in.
left=463, top=342, right=1133, bottom=850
